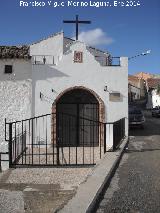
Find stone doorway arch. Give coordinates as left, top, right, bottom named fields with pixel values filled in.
left=51, top=86, right=105, bottom=146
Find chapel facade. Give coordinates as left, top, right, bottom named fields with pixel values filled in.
left=0, top=32, right=128, bottom=168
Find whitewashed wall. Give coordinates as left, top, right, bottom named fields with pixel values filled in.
left=30, top=32, right=63, bottom=65
left=146, top=89, right=160, bottom=109
left=63, top=37, right=74, bottom=53
left=152, top=90, right=160, bottom=108
left=64, top=37, right=110, bottom=66
left=130, top=85, right=140, bottom=100
left=0, top=59, right=32, bottom=156
left=86, top=46, right=110, bottom=66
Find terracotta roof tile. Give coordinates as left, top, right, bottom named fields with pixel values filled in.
left=0, top=45, right=30, bottom=59
left=134, top=72, right=153, bottom=80
left=128, top=75, right=139, bottom=80
left=147, top=78, right=160, bottom=88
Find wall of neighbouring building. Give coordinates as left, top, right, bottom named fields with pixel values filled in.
left=0, top=59, right=32, bottom=156
left=152, top=90, right=160, bottom=108
left=30, top=32, right=64, bottom=66
left=128, top=84, right=140, bottom=101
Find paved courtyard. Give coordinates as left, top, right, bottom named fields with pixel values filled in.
left=17, top=146, right=103, bottom=165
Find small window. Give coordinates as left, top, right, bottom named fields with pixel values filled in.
left=74, top=51, right=83, bottom=63
left=4, top=65, right=13, bottom=74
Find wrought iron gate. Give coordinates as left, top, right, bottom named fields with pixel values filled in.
left=5, top=112, right=105, bottom=167
left=57, top=103, right=99, bottom=147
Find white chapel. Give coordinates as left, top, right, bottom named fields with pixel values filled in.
left=0, top=31, right=128, bottom=168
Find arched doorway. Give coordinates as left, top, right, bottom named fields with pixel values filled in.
left=56, top=88, right=99, bottom=147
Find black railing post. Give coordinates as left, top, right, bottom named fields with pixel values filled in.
left=124, top=118, right=125, bottom=137
left=112, top=117, right=126, bottom=151
left=5, top=118, right=7, bottom=141
left=113, top=123, right=115, bottom=151
left=0, top=153, right=1, bottom=172
left=104, top=123, right=106, bottom=153
left=32, top=119, right=34, bottom=165
left=56, top=112, right=60, bottom=165
left=9, top=123, right=13, bottom=168
left=122, top=119, right=123, bottom=137
left=120, top=119, right=122, bottom=139
left=122, top=118, right=124, bottom=137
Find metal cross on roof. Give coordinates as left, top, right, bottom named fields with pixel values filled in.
left=63, top=15, right=91, bottom=40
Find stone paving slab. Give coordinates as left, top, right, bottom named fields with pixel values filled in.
left=0, top=189, right=24, bottom=213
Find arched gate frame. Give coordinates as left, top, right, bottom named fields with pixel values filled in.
left=52, top=86, right=105, bottom=150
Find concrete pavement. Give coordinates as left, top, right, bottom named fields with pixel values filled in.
left=59, top=137, right=128, bottom=213
left=96, top=110, right=160, bottom=212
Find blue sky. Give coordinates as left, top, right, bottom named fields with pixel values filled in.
left=0, top=0, right=159, bottom=74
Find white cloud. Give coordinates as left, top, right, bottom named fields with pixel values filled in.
left=74, top=28, right=114, bottom=46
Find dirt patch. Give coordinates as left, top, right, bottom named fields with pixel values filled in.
left=0, top=167, right=93, bottom=212
left=0, top=182, right=76, bottom=213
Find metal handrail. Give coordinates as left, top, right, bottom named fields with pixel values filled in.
left=5, top=112, right=125, bottom=125
left=95, top=56, right=121, bottom=66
